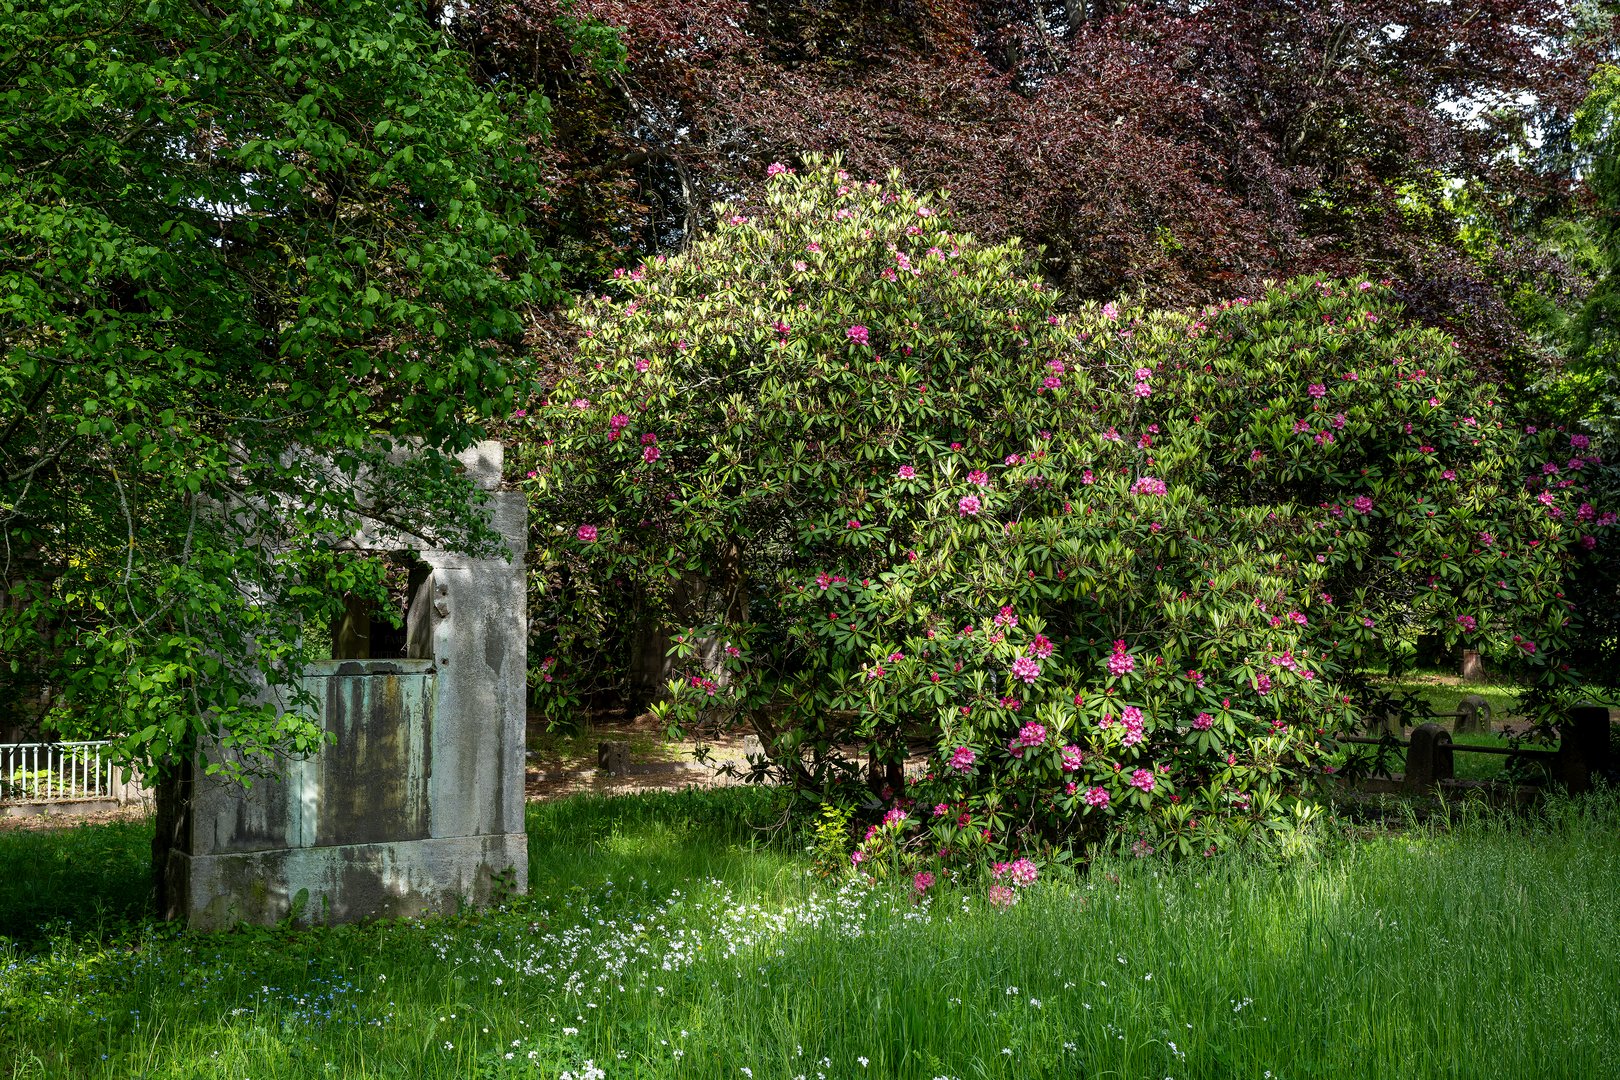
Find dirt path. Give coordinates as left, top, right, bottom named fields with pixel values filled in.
left=523, top=710, right=766, bottom=800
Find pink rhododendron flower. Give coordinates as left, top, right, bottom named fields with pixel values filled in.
left=1192, top=712, right=1214, bottom=731
left=1061, top=745, right=1084, bottom=772
left=933, top=803, right=949, bottom=818
left=766, top=161, right=790, bottom=176
left=846, top=324, right=870, bottom=345
left=1084, top=786, right=1110, bottom=808
left=988, top=884, right=1018, bottom=908
left=1120, top=706, right=1145, bottom=748
left=897, top=465, right=917, bottom=480
left=1129, top=768, right=1156, bottom=792
left=1101, top=302, right=1119, bottom=320
left=958, top=495, right=982, bottom=516
left=1017, top=721, right=1048, bottom=748
left=948, top=746, right=976, bottom=772
left=1457, top=615, right=1477, bottom=631
left=643, top=445, right=660, bottom=463
left=995, top=858, right=1038, bottom=887
left=1308, top=383, right=1326, bottom=398
left=882, top=807, right=908, bottom=827
left=1131, top=476, right=1168, bottom=496
left=1352, top=495, right=1374, bottom=514
left=1028, top=634, right=1054, bottom=659
left=576, top=524, right=598, bottom=543
left=1011, top=657, right=1041, bottom=684
left=967, top=469, right=990, bottom=486
left=913, top=871, right=935, bottom=892
left=1108, top=641, right=1135, bottom=676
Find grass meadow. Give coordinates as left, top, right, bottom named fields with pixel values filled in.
left=2, top=787, right=1618, bottom=1080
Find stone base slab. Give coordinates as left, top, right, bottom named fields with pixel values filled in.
left=168, top=832, right=527, bottom=929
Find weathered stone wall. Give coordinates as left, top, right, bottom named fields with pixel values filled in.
left=167, top=442, right=528, bottom=928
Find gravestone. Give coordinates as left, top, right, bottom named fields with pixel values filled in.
left=1459, top=649, right=1484, bottom=682
left=598, top=740, right=630, bottom=776
left=1452, top=694, right=1493, bottom=735
left=1555, top=704, right=1613, bottom=794
left=1403, top=723, right=1454, bottom=793
left=163, top=442, right=528, bottom=928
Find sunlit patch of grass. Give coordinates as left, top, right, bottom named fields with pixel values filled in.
left=3, top=789, right=1618, bottom=1078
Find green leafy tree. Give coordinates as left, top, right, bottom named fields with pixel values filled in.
left=0, top=0, right=555, bottom=843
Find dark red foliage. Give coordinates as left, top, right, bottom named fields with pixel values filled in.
left=459, top=0, right=1609, bottom=376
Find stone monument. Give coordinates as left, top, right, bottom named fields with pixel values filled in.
left=162, top=442, right=528, bottom=928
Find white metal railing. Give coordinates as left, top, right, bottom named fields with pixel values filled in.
left=0, top=741, right=120, bottom=803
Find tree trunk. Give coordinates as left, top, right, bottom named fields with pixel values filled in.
left=150, top=759, right=193, bottom=921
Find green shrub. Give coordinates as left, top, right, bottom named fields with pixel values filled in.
left=519, top=157, right=1615, bottom=865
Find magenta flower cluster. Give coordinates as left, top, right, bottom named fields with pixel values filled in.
left=1130, top=476, right=1168, bottom=496
left=1107, top=640, right=1135, bottom=676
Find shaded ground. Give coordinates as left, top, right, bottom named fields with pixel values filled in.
left=0, top=801, right=152, bottom=832
left=524, top=709, right=766, bottom=799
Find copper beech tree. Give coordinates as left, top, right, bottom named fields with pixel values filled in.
left=459, top=0, right=1611, bottom=378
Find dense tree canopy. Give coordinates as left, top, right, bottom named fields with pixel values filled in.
left=460, top=0, right=1612, bottom=378
left=0, top=1, right=554, bottom=776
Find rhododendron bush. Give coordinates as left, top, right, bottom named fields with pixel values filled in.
left=518, top=159, right=1613, bottom=859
